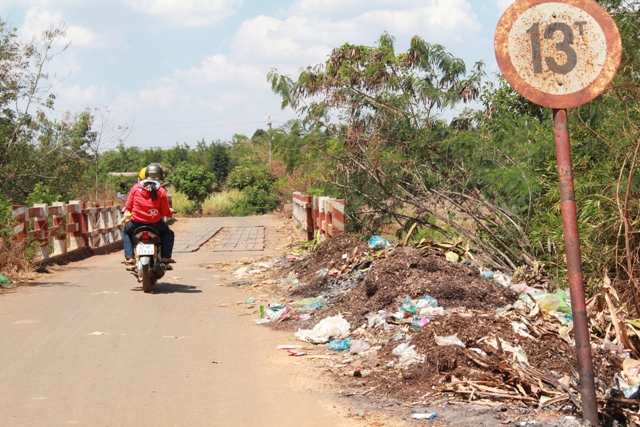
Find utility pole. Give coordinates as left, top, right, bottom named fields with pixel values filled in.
left=267, top=114, right=272, bottom=164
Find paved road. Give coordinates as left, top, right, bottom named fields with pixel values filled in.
left=0, top=216, right=358, bottom=427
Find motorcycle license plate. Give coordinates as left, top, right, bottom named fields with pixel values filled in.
left=136, top=243, right=155, bottom=256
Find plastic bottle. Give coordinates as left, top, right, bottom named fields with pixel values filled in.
left=259, top=305, right=265, bottom=319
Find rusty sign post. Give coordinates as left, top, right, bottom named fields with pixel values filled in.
left=495, top=0, right=621, bottom=425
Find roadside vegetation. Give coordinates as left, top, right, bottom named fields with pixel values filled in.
left=2, top=1, right=640, bottom=309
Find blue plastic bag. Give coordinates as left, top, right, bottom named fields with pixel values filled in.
left=327, top=338, right=352, bottom=351
left=368, top=236, right=390, bottom=250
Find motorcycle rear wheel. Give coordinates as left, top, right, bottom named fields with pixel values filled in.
left=141, top=263, right=151, bottom=293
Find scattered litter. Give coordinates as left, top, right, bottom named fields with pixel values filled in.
left=298, top=297, right=324, bottom=311
left=434, top=333, right=465, bottom=348
left=244, top=298, right=256, bottom=304
left=481, top=271, right=495, bottom=280
left=445, top=251, right=459, bottom=262
left=401, top=296, right=417, bottom=315
left=88, top=331, right=109, bottom=336
left=368, top=235, right=390, bottom=250
left=411, top=413, right=436, bottom=420
left=163, top=336, right=186, bottom=339
left=231, top=281, right=251, bottom=287
left=348, top=339, right=371, bottom=354
left=327, top=338, right=352, bottom=351
left=0, top=273, right=14, bottom=288
left=295, top=315, right=350, bottom=344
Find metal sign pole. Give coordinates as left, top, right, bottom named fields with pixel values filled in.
left=553, top=108, right=599, bottom=426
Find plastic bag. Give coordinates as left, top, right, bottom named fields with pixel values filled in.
left=519, top=290, right=572, bottom=314
left=267, top=305, right=291, bottom=321
left=420, top=307, right=445, bottom=317
left=365, top=311, right=390, bottom=330
left=434, top=333, right=466, bottom=348
left=396, top=345, right=425, bottom=368
left=392, top=343, right=411, bottom=356
left=411, top=317, right=429, bottom=332
left=445, top=251, right=459, bottom=262
left=298, top=297, right=324, bottom=311
left=481, top=271, right=495, bottom=280
left=368, top=235, right=390, bottom=250
left=534, top=292, right=571, bottom=314
left=417, top=295, right=438, bottom=308
left=349, top=339, right=371, bottom=354
left=401, top=296, right=417, bottom=315
left=327, top=338, right=352, bottom=351
left=295, top=315, right=351, bottom=344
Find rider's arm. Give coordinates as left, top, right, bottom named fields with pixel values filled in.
left=125, top=184, right=137, bottom=213
left=158, top=188, right=173, bottom=219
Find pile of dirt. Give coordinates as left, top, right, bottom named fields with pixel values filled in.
left=257, top=234, right=628, bottom=423
left=330, top=247, right=517, bottom=323
left=282, top=233, right=369, bottom=286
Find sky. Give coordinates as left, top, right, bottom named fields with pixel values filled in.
left=0, top=0, right=515, bottom=150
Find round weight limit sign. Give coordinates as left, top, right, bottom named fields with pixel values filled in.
left=495, top=0, right=621, bottom=109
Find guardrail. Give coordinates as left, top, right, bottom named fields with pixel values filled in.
left=293, top=192, right=345, bottom=241
left=12, top=200, right=125, bottom=262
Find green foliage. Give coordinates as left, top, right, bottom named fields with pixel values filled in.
left=225, top=186, right=279, bottom=216
left=0, top=196, right=12, bottom=239
left=226, top=165, right=274, bottom=192
left=169, top=164, right=216, bottom=212
left=26, top=182, right=60, bottom=206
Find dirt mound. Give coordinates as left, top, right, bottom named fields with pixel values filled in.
left=258, top=234, right=628, bottom=424
left=311, top=247, right=519, bottom=326
left=286, top=234, right=369, bottom=287
left=352, top=313, right=621, bottom=405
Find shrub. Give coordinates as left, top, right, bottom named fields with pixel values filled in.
left=224, top=186, right=279, bottom=216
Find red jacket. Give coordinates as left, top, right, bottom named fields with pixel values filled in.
left=125, top=182, right=173, bottom=223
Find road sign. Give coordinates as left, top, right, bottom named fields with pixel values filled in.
left=495, top=0, right=622, bottom=109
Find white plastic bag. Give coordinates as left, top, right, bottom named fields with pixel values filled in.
left=434, top=333, right=466, bottom=348
left=349, top=340, right=371, bottom=354
left=392, top=342, right=410, bottom=356
left=295, top=315, right=351, bottom=344
left=396, top=345, right=425, bottom=368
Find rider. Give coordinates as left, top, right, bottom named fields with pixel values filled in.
left=122, top=163, right=175, bottom=266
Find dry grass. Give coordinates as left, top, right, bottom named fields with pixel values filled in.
left=169, top=190, right=241, bottom=217
left=0, top=236, right=34, bottom=283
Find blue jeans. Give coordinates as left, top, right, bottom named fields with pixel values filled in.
left=123, top=220, right=174, bottom=260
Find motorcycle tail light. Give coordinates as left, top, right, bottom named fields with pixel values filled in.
left=141, top=231, right=150, bottom=243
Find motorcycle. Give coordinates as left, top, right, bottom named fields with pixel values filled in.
left=127, top=225, right=167, bottom=293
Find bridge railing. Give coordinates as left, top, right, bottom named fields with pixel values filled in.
left=12, top=200, right=125, bottom=262
left=293, top=192, right=345, bottom=241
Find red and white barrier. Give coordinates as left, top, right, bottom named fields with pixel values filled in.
left=12, top=199, right=125, bottom=261
left=293, top=193, right=345, bottom=241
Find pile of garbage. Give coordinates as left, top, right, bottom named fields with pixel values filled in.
left=249, top=234, right=640, bottom=424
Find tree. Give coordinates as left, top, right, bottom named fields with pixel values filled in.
left=169, top=164, right=215, bottom=214
left=268, top=34, right=539, bottom=271
left=208, top=142, right=232, bottom=187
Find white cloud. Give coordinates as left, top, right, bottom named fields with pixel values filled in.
left=124, top=0, right=242, bottom=27
left=228, top=0, right=481, bottom=75
left=57, top=83, right=106, bottom=107
left=20, top=7, right=107, bottom=48
left=173, top=54, right=264, bottom=86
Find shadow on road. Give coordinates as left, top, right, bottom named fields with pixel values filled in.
left=130, top=283, right=202, bottom=294
left=23, top=281, right=81, bottom=288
